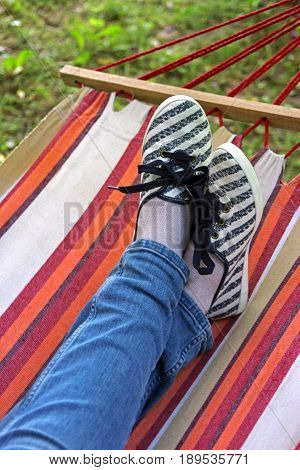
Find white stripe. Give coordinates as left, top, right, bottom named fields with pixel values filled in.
left=191, top=137, right=212, bottom=157
left=225, top=236, right=250, bottom=262
left=209, top=297, right=240, bottom=317
left=225, top=257, right=244, bottom=283
left=217, top=282, right=241, bottom=304
left=217, top=278, right=243, bottom=303
left=146, top=104, right=201, bottom=141
left=218, top=179, right=251, bottom=200
left=143, top=120, right=210, bottom=159
left=209, top=159, right=236, bottom=177
left=242, top=356, right=300, bottom=450
left=211, top=170, right=246, bottom=190
left=217, top=207, right=255, bottom=241
left=219, top=218, right=255, bottom=255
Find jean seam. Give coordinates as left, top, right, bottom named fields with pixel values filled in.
left=143, top=331, right=208, bottom=401
left=180, top=291, right=214, bottom=334
left=126, top=246, right=189, bottom=283
left=178, top=298, right=207, bottom=331
left=19, top=297, right=97, bottom=413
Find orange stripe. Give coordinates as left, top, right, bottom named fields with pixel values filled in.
left=125, top=318, right=230, bottom=449
left=0, top=147, right=142, bottom=361
left=213, top=310, right=300, bottom=449
left=248, top=181, right=296, bottom=279
left=0, top=92, right=106, bottom=229
left=0, top=217, right=135, bottom=418
left=180, top=266, right=299, bottom=449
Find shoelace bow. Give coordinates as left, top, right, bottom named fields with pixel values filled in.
left=109, top=149, right=224, bottom=275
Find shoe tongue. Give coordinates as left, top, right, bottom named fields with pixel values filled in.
left=160, top=185, right=190, bottom=203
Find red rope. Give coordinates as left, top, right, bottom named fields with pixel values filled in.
left=207, top=108, right=224, bottom=127
left=285, top=142, right=300, bottom=158
left=228, top=36, right=300, bottom=96
left=264, top=119, right=270, bottom=149
left=240, top=118, right=266, bottom=140
left=236, top=65, right=299, bottom=148
left=183, top=18, right=299, bottom=89
left=138, top=5, right=299, bottom=81
left=273, top=70, right=300, bottom=104
left=94, top=0, right=294, bottom=72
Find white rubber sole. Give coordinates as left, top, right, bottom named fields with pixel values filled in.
left=217, top=142, right=264, bottom=315
left=142, top=94, right=213, bottom=165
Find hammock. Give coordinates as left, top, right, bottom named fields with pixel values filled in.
left=0, top=0, right=299, bottom=450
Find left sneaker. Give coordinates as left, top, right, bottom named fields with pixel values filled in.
left=140, top=94, right=212, bottom=205
left=184, top=142, right=263, bottom=319
left=109, top=95, right=213, bottom=259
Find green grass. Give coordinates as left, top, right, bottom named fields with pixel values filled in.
left=0, top=0, right=299, bottom=179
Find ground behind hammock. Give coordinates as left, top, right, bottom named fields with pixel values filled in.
left=0, top=0, right=299, bottom=179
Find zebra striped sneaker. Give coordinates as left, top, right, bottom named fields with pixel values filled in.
left=203, top=142, right=263, bottom=319
left=139, top=95, right=212, bottom=204
left=109, top=95, right=213, bottom=264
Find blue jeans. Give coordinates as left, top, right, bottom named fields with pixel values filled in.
left=0, top=239, right=213, bottom=450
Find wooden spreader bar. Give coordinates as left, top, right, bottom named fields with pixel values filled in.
left=60, top=65, right=300, bottom=132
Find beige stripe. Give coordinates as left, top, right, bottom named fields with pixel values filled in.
left=0, top=88, right=87, bottom=198
left=212, top=126, right=233, bottom=151
left=154, top=219, right=299, bottom=449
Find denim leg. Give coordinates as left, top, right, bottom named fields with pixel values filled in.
left=137, top=290, right=214, bottom=419
left=0, top=239, right=189, bottom=450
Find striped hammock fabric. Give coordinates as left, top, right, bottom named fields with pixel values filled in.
left=0, top=89, right=299, bottom=449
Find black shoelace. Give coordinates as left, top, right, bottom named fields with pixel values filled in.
left=109, top=149, right=224, bottom=275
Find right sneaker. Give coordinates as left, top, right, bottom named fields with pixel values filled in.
left=185, top=142, right=263, bottom=319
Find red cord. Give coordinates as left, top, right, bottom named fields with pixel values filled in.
left=139, top=5, right=299, bottom=81
left=94, top=0, right=294, bottom=73
left=188, top=19, right=299, bottom=129
left=274, top=71, right=300, bottom=105
left=228, top=36, right=300, bottom=97
left=228, top=33, right=299, bottom=149
left=183, top=19, right=299, bottom=89
left=241, top=118, right=265, bottom=141
left=207, top=108, right=224, bottom=127
left=264, top=120, right=270, bottom=149
left=285, top=142, right=300, bottom=158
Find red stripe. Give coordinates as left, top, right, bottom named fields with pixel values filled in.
left=0, top=192, right=138, bottom=395
left=134, top=319, right=235, bottom=449
left=0, top=90, right=100, bottom=210
left=192, top=273, right=299, bottom=449
left=228, top=333, right=300, bottom=449
left=249, top=182, right=299, bottom=295
left=0, top=93, right=109, bottom=237
left=248, top=178, right=282, bottom=259
left=0, top=110, right=153, bottom=399
left=0, top=110, right=152, bottom=336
